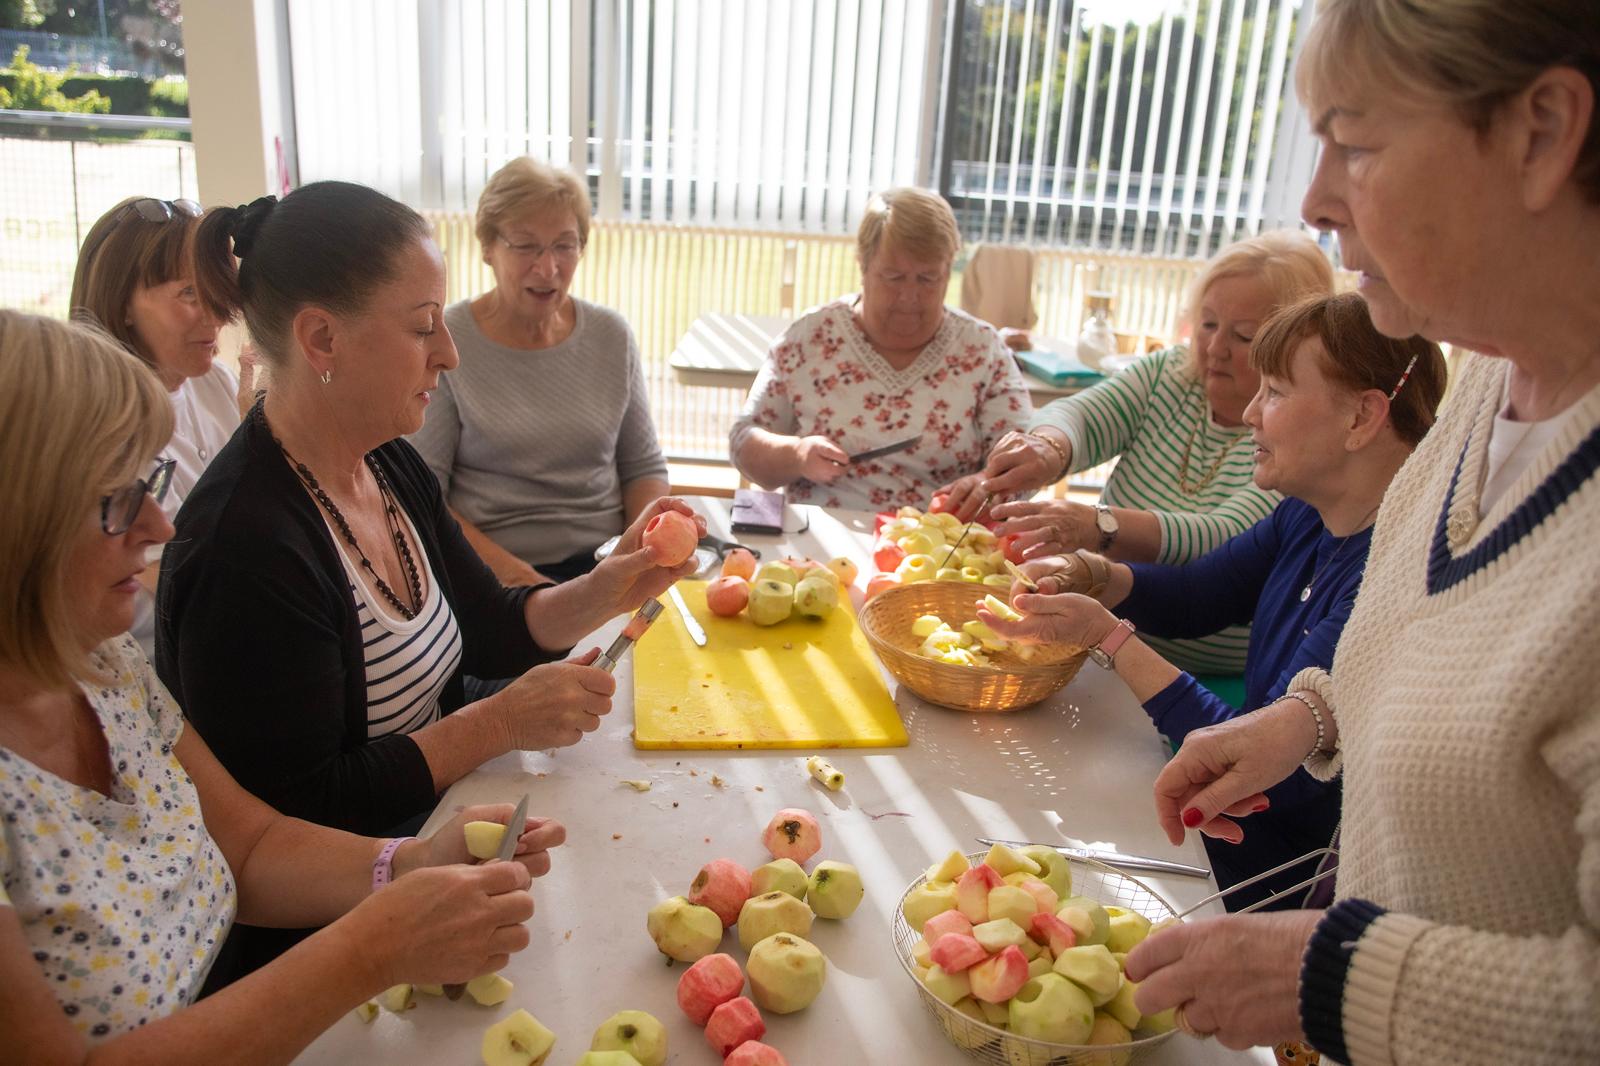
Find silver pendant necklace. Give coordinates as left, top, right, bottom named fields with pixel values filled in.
left=1301, top=504, right=1381, bottom=602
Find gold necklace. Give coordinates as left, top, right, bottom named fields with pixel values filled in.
left=1178, top=395, right=1236, bottom=496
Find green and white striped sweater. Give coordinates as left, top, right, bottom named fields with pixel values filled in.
left=1031, top=346, right=1280, bottom=675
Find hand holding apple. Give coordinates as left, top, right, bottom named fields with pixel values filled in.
left=934, top=473, right=991, bottom=522
left=982, top=429, right=1071, bottom=496
left=988, top=498, right=1100, bottom=560
left=978, top=591, right=1120, bottom=652
left=487, top=648, right=615, bottom=751
left=423, top=805, right=566, bottom=880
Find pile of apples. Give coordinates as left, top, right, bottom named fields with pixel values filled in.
left=645, top=809, right=864, bottom=1063
left=866, top=505, right=1025, bottom=601
left=903, top=844, right=1176, bottom=1063
left=706, top=548, right=859, bottom=626
left=908, top=595, right=1037, bottom=669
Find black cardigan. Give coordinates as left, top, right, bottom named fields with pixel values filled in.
left=156, top=406, right=560, bottom=835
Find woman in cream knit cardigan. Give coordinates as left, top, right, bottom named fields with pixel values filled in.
left=1120, top=3, right=1600, bottom=1064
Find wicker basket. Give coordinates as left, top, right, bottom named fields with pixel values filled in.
left=893, top=853, right=1179, bottom=1065
left=858, top=581, right=1089, bottom=712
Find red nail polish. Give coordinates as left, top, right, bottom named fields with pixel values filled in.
left=1252, top=800, right=1270, bottom=813
left=1182, top=807, right=1204, bottom=828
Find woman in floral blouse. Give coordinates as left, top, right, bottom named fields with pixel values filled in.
left=729, top=187, right=1031, bottom=511
left=0, top=311, right=560, bottom=1061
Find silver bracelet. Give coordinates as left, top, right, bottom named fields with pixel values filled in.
left=1280, top=691, right=1328, bottom=763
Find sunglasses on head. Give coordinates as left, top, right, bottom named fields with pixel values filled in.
left=80, top=198, right=203, bottom=261
left=101, top=457, right=176, bottom=536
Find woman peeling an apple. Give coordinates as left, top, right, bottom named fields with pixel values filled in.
left=155, top=182, right=702, bottom=981
left=0, top=310, right=556, bottom=1061
left=981, top=293, right=1446, bottom=912
left=1107, top=2, right=1600, bottom=1061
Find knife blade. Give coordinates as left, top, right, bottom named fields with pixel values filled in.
left=976, top=836, right=1211, bottom=879
left=667, top=585, right=707, bottom=647
left=848, top=433, right=923, bottom=464
left=496, top=794, right=530, bottom=862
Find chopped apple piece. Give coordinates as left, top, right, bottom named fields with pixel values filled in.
left=465, top=972, right=514, bottom=1006
left=481, top=1008, right=557, bottom=1066
left=464, top=820, right=509, bottom=860
left=378, top=984, right=412, bottom=1013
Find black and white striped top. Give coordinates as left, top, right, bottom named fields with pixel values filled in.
left=322, top=510, right=463, bottom=739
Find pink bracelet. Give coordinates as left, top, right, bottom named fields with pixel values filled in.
left=371, top=836, right=414, bottom=891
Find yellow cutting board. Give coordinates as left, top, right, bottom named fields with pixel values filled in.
left=633, top=582, right=908, bottom=750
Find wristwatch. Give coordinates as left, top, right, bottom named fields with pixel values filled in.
left=1088, top=618, right=1136, bottom=669
left=1093, top=503, right=1119, bottom=552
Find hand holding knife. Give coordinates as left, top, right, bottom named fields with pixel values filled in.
left=444, top=793, right=531, bottom=998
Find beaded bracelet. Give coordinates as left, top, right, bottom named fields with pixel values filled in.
left=1026, top=431, right=1071, bottom=482
left=1280, top=691, right=1327, bottom=763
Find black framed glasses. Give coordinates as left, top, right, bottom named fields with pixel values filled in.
left=101, top=458, right=176, bottom=536
left=80, top=197, right=203, bottom=261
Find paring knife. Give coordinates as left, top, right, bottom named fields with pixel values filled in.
left=444, top=793, right=531, bottom=997
left=848, top=433, right=923, bottom=464
left=667, top=585, right=707, bottom=647
left=976, top=836, right=1211, bottom=879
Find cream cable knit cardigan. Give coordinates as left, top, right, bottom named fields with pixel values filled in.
left=1293, top=352, right=1600, bottom=1065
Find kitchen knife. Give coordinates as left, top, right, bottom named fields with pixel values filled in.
left=975, top=836, right=1211, bottom=879
left=848, top=434, right=923, bottom=464
left=443, top=793, right=531, bottom=998
left=667, top=585, right=707, bottom=647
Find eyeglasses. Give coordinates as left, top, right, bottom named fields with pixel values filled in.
left=497, top=234, right=584, bottom=265
left=79, top=197, right=203, bottom=262
left=101, top=457, right=176, bottom=536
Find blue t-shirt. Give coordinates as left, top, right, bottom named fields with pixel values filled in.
left=1119, top=498, right=1369, bottom=910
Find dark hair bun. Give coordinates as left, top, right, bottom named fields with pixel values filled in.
left=229, top=196, right=279, bottom=258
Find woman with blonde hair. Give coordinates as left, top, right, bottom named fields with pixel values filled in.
left=729, top=186, right=1031, bottom=510
left=69, top=196, right=243, bottom=657
left=943, top=229, right=1334, bottom=676
left=409, top=157, right=669, bottom=586
left=1122, top=2, right=1600, bottom=1061
left=0, top=310, right=556, bottom=1059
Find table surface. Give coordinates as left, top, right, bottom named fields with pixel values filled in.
left=668, top=311, right=1093, bottom=406
left=295, top=500, right=1272, bottom=1066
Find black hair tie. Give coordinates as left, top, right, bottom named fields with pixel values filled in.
left=229, top=195, right=279, bottom=259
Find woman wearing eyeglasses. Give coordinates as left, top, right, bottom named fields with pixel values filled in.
left=729, top=187, right=1032, bottom=511
left=0, top=310, right=556, bottom=1060
left=408, top=157, right=670, bottom=586
left=70, top=196, right=244, bottom=659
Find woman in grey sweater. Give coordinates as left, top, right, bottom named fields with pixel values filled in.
left=411, top=157, right=670, bottom=584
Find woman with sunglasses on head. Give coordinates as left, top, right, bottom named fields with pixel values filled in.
left=0, top=309, right=554, bottom=1062
left=408, top=157, right=670, bottom=588
left=70, top=196, right=246, bottom=659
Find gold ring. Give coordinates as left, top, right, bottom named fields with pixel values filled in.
left=1174, top=1003, right=1213, bottom=1040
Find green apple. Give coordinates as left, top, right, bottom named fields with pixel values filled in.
left=912, top=613, right=948, bottom=638
left=1057, top=895, right=1111, bottom=946
left=971, top=917, right=1029, bottom=953
left=911, top=936, right=934, bottom=968
left=481, top=1008, right=557, bottom=1066
left=963, top=619, right=1007, bottom=650
left=1105, top=976, right=1141, bottom=1031
left=901, top=529, right=943, bottom=556
left=1052, top=944, right=1121, bottom=1006
left=793, top=574, right=839, bottom=617
left=750, top=858, right=808, bottom=900
left=959, top=567, right=986, bottom=583
left=902, top=880, right=958, bottom=931
left=982, top=573, right=1014, bottom=591
left=737, top=891, right=815, bottom=951
left=1087, top=1012, right=1134, bottom=1066
left=825, top=557, right=859, bottom=587
left=934, top=567, right=965, bottom=582
left=1140, top=1005, right=1178, bottom=1035
left=807, top=861, right=863, bottom=919
left=987, top=884, right=1038, bottom=929
left=1026, top=955, right=1053, bottom=979
left=589, top=1010, right=666, bottom=1066
left=940, top=996, right=996, bottom=1050
left=756, top=561, right=799, bottom=587
left=353, top=1000, right=379, bottom=1023
left=747, top=579, right=795, bottom=626
left=466, top=972, right=513, bottom=1006
left=463, top=820, right=508, bottom=860
left=896, top=553, right=938, bottom=582
left=646, top=895, right=723, bottom=962
left=924, top=849, right=970, bottom=884
left=1104, top=906, right=1153, bottom=954
left=747, top=932, right=826, bottom=1013
left=983, top=843, right=1041, bottom=877
left=378, top=984, right=412, bottom=1012
left=978, top=997, right=1009, bottom=1026
left=1020, top=846, right=1072, bottom=899
left=981, top=593, right=1023, bottom=622
left=918, top=963, right=972, bottom=1006
left=572, top=1054, right=642, bottom=1066
left=416, top=983, right=444, bottom=996
left=1016, top=935, right=1043, bottom=961
left=1007, top=972, right=1095, bottom=1043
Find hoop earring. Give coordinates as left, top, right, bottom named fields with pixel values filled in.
left=320, top=369, right=332, bottom=385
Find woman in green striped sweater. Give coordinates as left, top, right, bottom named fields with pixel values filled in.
left=942, top=230, right=1333, bottom=675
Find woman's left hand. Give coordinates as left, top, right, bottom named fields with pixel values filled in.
left=989, top=499, right=1099, bottom=558
left=614, top=497, right=707, bottom=559
left=420, top=804, right=567, bottom=879
left=978, top=590, right=1117, bottom=650
left=1124, top=910, right=1319, bottom=1050
left=589, top=497, right=706, bottom=612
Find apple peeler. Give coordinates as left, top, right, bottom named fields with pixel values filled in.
left=595, top=598, right=665, bottom=673
left=1171, top=846, right=1340, bottom=918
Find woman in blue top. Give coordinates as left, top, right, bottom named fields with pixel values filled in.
left=980, top=292, right=1446, bottom=909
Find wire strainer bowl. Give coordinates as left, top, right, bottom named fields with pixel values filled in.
left=891, top=852, right=1181, bottom=1065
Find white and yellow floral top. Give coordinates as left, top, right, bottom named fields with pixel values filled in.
left=0, top=636, right=236, bottom=1042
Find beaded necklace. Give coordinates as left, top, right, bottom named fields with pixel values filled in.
left=258, top=407, right=423, bottom=620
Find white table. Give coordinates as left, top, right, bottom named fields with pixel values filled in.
left=295, top=500, right=1272, bottom=1066
left=668, top=312, right=1093, bottom=407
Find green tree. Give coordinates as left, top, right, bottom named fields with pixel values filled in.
left=0, top=45, right=111, bottom=112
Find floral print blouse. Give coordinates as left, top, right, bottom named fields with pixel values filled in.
left=0, top=636, right=236, bottom=1042
left=729, top=298, right=1032, bottom=511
